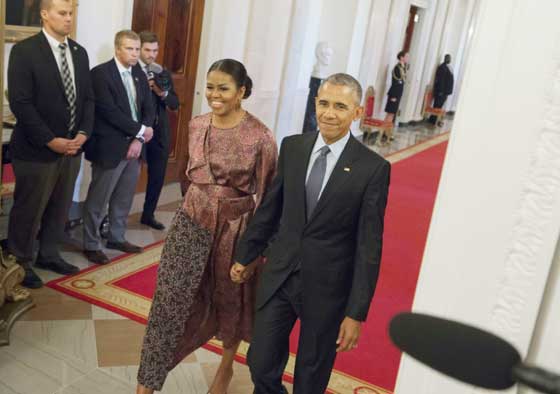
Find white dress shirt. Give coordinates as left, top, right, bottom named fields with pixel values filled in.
left=114, top=58, right=145, bottom=137
left=305, top=131, right=351, bottom=199
left=43, top=28, right=76, bottom=93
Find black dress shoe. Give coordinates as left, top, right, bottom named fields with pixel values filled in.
left=106, top=241, right=143, bottom=254
left=35, top=258, right=80, bottom=275
left=84, top=249, right=110, bottom=265
left=253, top=385, right=288, bottom=394
left=140, top=216, right=165, bottom=231
left=22, top=267, right=44, bottom=289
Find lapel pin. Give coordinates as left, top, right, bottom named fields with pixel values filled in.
left=344, top=167, right=351, bottom=172
left=134, top=77, right=139, bottom=82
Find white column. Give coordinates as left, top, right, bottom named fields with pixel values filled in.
left=346, top=0, right=374, bottom=78
left=526, top=240, right=560, bottom=394
left=399, top=0, right=439, bottom=123
left=395, top=1, right=560, bottom=394
left=448, top=0, right=478, bottom=112
left=357, top=0, right=393, bottom=119
left=377, top=0, right=412, bottom=120
left=242, top=0, right=294, bottom=129
left=275, top=0, right=322, bottom=142
left=192, top=0, right=252, bottom=117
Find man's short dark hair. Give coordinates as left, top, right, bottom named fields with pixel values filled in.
left=139, top=31, right=159, bottom=45
left=320, top=73, right=363, bottom=105
left=397, top=50, right=407, bottom=60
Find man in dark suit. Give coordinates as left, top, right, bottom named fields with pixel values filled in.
left=7, top=0, right=94, bottom=288
left=429, top=53, right=454, bottom=125
left=231, top=73, right=391, bottom=394
left=137, top=31, right=179, bottom=230
left=82, top=30, right=154, bottom=264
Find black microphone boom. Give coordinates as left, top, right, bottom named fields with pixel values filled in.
left=513, top=365, right=560, bottom=394
left=389, top=313, right=560, bottom=393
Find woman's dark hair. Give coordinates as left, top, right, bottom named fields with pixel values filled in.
left=207, top=59, right=253, bottom=99
left=397, top=50, right=408, bottom=60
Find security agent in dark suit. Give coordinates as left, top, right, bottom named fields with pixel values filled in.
left=82, top=30, right=155, bottom=265
left=429, top=54, right=454, bottom=124
left=231, top=74, right=391, bottom=394
left=137, top=31, right=179, bottom=230
left=7, top=0, right=94, bottom=288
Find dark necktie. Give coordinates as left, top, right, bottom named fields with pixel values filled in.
left=306, top=145, right=330, bottom=220
left=59, top=43, right=76, bottom=132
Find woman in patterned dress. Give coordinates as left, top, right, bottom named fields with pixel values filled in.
left=136, top=59, right=278, bottom=394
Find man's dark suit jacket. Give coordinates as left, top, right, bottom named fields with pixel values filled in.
left=434, top=62, right=454, bottom=96
left=85, top=59, right=155, bottom=169
left=235, top=131, right=390, bottom=322
left=8, top=32, right=94, bottom=162
left=150, top=69, right=179, bottom=150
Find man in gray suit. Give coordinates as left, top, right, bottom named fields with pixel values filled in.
left=82, top=30, right=154, bottom=264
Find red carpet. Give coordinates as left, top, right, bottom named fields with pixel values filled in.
left=325, top=141, right=449, bottom=391
left=48, top=140, right=448, bottom=393
left=2, top=163, right=15, bottom=196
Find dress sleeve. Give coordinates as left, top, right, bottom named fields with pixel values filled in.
left=255, top=129, right=278, bottom=209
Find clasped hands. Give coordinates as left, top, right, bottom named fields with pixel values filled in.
left=47, top=133, right=87, bottom=155
left=230, top=261, right=258, bottom=284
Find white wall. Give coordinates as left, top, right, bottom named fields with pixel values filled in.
left=395, top=1, right=560, bottom=393
left=76, top=0, right=134, bottom=67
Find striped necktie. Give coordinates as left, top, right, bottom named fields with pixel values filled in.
left=305, top=145, right=331, bottom=220
left=59, top=43, right=76, bottom=132
left=122, top=70, right=139, bottom=121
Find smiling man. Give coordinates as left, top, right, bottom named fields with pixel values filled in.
left=231, top=73, right=391, bottom=394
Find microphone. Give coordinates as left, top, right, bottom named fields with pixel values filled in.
left=146, top=62, right=163, bottom=75
left=389, top=313, right=560, bottom=393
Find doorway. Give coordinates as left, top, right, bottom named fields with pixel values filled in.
left=132, top=0, right=205, bottom=190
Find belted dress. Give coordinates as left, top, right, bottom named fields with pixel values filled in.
left=138, top=112, right=278, bottom=390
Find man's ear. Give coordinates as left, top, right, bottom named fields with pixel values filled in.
left=354, top=105, right=364, bottom=121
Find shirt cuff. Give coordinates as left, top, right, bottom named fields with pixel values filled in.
left=136, top=125, right=146, bottom=138
left=78, top=131, right=88, bottom=137
left=162, top=91, right=169, bottom=99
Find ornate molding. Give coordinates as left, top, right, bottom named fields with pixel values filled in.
left=491, top=46, right=560, bottom=347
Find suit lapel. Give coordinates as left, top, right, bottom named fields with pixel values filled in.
left=109, top=60, right=132, bottom=117
left=68, top=39, right=80, bottom=102
left=38, top=32, right=66, bottom=101
left=306, top=134, right=361, bottom=224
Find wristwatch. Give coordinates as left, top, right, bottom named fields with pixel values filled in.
left=135, top=136, right=145, bottom=144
